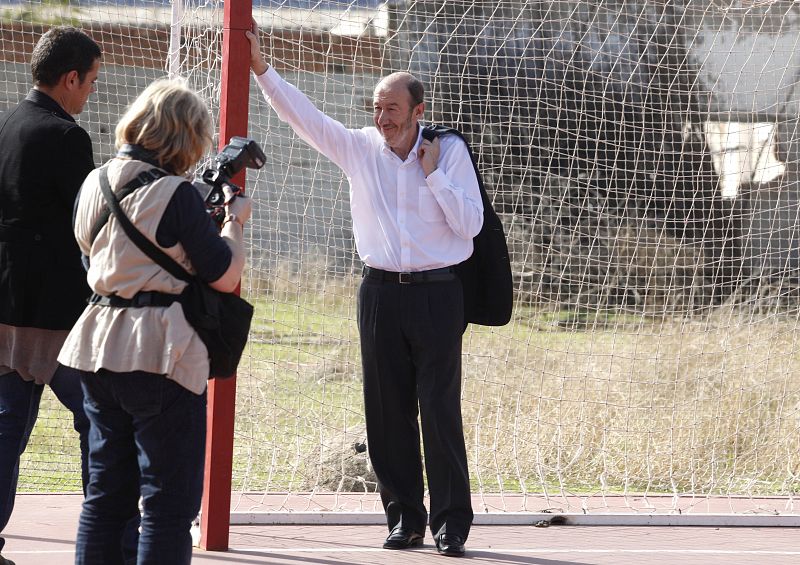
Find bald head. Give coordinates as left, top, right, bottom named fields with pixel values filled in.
left=372, top=71, right=426, bottom=159
left=374, top=72, right=425, bottom=107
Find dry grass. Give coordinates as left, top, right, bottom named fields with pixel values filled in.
left=462, top=314, right=800, bottom=495
left=21, top=274, right=800, bottom=499
left=230, top=272, right=800, bottom=498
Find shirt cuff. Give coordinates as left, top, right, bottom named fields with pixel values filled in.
left=254, top=65, right=281, bottom=90
left=425, top=167, right=449, bottom=193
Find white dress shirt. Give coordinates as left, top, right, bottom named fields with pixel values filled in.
left=255, top=67, right=484, bottom=272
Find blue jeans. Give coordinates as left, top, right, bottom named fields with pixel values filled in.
left=0, top=365, right=90, bottom=552
left=75, top=369, right=206, bottom=565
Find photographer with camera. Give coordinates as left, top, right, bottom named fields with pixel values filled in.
left=57, top=78, right=251, bottom=565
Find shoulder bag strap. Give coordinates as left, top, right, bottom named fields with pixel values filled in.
left=89, top=166, right=168, bottom=244
left=97, top=166, right=193, bottom=283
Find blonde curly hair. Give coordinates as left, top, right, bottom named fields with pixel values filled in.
left=115, top=78, right=212, bottom=175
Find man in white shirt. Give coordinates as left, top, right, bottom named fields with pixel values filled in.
left=247, top=21, right=483, bottom=557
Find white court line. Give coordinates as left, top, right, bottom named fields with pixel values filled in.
left=224, top=547, right=800, bottom=555
left=5, top=550, right=74, bottom=555
left=231, top=511, right=800, bottom=527
left=10, top=547, right=800, bottom=557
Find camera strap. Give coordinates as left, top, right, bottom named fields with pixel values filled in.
left=96, top=166, right=193, bottom=284
left=89, top=166, right=168, bottom=245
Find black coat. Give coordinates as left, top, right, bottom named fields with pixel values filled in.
left=0, top=90, right=94, bottom=330
left=421, top=124, right=513, bottom=326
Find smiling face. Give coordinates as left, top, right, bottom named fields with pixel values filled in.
left=373, top=74, right=424, bottom=158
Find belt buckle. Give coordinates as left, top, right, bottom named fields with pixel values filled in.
left=399, top=272, right=413, bottom=284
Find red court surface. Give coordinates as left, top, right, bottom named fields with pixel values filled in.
left=3, top=494, right=799, bottom=565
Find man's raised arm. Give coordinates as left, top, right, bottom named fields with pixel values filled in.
left=246, top=20, right=363, bottom=173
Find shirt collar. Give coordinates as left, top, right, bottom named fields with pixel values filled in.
left=25, top=89, right=75, bottom=123
left=409, top=125, right=424, bottom=160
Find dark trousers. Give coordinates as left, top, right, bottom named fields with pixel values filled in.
left=0, top=365, right=89, bottom=552
left=75, top=369, right=206, bottom=565
left=358, top=275, right=473, bottom=541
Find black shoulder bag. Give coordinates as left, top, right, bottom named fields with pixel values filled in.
left=97, top=166, right=254, bottom=379
left=421, top=124, right=513, bottom=326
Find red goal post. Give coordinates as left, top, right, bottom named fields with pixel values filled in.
left=200, top=0, right=253, bottom=551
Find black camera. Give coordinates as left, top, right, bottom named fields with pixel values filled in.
left=197, top=136, right=266, bottom=224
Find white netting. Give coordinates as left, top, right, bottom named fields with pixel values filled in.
left=5, top=0, right=800, bottom=517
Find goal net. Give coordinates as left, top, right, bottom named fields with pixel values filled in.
left=4, top=0, right=800, bottom=519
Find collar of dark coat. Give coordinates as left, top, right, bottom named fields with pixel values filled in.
left=116, top=144, right=167, bottom=171
left=25, top=89, right=75, bottom=123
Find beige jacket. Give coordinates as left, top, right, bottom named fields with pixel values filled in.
left=58, top=159, right=209, bottom=394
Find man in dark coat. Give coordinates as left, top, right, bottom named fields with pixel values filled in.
left=0, top=27, right=101, bottom=565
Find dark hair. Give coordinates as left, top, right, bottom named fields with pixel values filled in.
left=31, top=27, right=101, bottom=87
left=407, top=76, right=425, bottom=107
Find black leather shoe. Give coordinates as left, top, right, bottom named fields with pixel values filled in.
left=435, top=534, right=465, bottom=557
left=383, top=526, right=424, bottom=549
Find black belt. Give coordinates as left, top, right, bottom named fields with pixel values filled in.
left=89, top=291, right=180, bottom=308
left=362, top=265, right=456, bottom=284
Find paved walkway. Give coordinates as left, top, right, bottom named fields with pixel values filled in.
left=3, top=494, right=799, bottom=564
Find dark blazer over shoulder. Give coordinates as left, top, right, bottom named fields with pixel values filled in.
left=0, top=90, right=95, bottom=330
left=422, top=124, right=513, bottom=326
